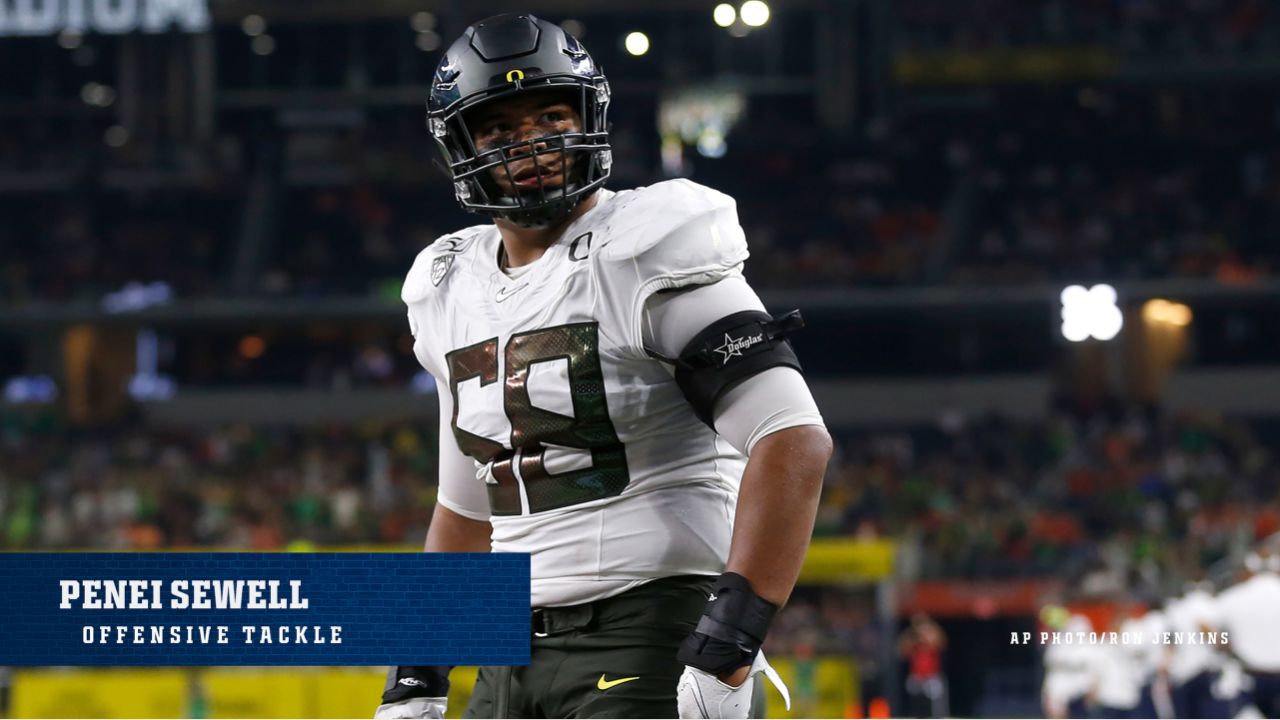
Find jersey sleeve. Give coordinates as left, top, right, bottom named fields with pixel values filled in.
left=401, top=234, right=492, bottom=522
left=434, top=383, right=492, bottom=522
left=596, top=179, right=750, bottom=356
left=403, top=247, right=445, bottom=379
left=402, top=226, right=486, bottom=306
left=404, top=299, right=492, bottom=522
left=642, top=276, right=825, bottom=455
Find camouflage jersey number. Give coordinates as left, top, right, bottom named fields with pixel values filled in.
left=444, top=322, right=630, bottom=515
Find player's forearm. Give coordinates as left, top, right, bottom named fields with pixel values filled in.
left=423, top=504, right=492, bottom=552
left=724, top=424, right=832, bottom=607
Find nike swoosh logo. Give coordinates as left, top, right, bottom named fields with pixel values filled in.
left=494, top=283, right=528, bottom=303
left=597, top=674, right=640, bottom=691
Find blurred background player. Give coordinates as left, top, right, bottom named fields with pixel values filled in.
left=1164, top=579, right=1229, bottom=718
left=1129, top=600, right=1175, bottom=720
left=1041, top=611, right=1094, bottom=720
left=1090, top=609, right=1142, bottom=718
left=1209, top=552, right=1280, bottom=718
left=897, top=613, right=949, bottom=718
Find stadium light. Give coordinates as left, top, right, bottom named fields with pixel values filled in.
left=251, top=34, right=275, bottom=56
left=128, top=329, right=176, bottom=402
left=696, top=127, right=728, bottom=158
left=102, top=282, right=172, bottom=313
left=57, top=30, right=82, bottom=49
left=128, top=373, right=176, bottom=402
left=239, top=335, right=267, bottom=360
left=4, top=376, right=57, bottom=405
left=1060, top=283, right=1123, bottom=342
left=740, top=1, right=771, bottom=27
left=240, top=14, right=266, bottom=37
left=624, top=31, right=649, bottom=56
left=1142, top=298, right=1192, bottom=327
left=713, top=4, right=736, bottom=27
left=103, top=125, right=129, bottom=148
left=80, top=82, right=115, bottom=107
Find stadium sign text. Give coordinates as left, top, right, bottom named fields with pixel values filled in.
left=0, top=0, right=210, bottom=36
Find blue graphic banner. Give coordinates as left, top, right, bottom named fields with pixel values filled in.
left=0, top=553, right=530, bottom=666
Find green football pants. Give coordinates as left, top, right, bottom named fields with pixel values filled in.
left=464, top=575, right=714, bottom=719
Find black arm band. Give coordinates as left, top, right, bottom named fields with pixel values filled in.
left=381, top=665, right=451, bottom=703
left=673, top=309, right=805, bottom=426
left=676, top=572, right=779, bottom=676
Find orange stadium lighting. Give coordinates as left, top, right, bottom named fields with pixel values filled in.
left=238, top=335, right=267, bottom=360
left=1143, top=298, right=1193, bottom=327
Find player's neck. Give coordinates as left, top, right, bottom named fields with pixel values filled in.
left=495, top=191, right=600, bottom=269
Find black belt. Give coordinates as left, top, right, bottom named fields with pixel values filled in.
left=530, top=575, right=713, bottom=638
left=530, top=603, right=594, bottom=637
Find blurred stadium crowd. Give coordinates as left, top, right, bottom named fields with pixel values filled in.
left=4, top=402, right=1278, bottom=717
left=4, top=405, right=1275, bottom=592
left=5, top=84, right=1280, bottom=302
left=899, top=0, right=1275, bottom=54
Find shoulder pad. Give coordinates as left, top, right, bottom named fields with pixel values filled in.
left=401, top=226, right=488, bottom=304
left=598, top=179, right=748, bottom=289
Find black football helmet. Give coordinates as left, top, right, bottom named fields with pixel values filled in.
left=427, top=14, right=612, bottom=228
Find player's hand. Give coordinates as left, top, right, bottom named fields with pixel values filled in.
left=677, top=649, right=791, bottom=719
left=374, top=697, right=447, bottom=720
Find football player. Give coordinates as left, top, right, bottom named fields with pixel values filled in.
left=1207, top=552, right=1280, bottom=718
left=376, top=13, right=831, bottom=719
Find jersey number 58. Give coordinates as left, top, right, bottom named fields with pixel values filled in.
left=445, top=322, right=631, bottom=516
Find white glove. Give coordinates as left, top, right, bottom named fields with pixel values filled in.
left=374, top=697, right=447, bottom=720
left=677, top=650, right=791, bottom=719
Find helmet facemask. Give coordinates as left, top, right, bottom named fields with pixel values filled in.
left=431, top=79, right=612, bottom=229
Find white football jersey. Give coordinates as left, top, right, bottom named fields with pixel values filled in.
left=1166, top=589, right=1227, bottom=682
left=1209, top=572, right=1280, bottom=671
left=403, top=179, right=752, bottom=607
left=1042, top=616, right=1097, bottom=711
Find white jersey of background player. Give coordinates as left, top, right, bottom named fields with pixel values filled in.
left=1092, top=617, right=1142, bottom=714
left=1042, top=614, right=1096, bottom=718
left=1163, top=585, right=1222, bottom=687
left=1127, top=608, right=1178, bottom=720
left=1208, top=558, right=1280, bottom=673
left=404, top=179, right=820, bottom=606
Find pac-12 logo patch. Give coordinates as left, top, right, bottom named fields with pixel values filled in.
left=431, top=256, right=453, bottom=286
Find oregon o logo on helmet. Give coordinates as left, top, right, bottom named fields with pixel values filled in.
left=429, top=14, right=611, bottom=228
